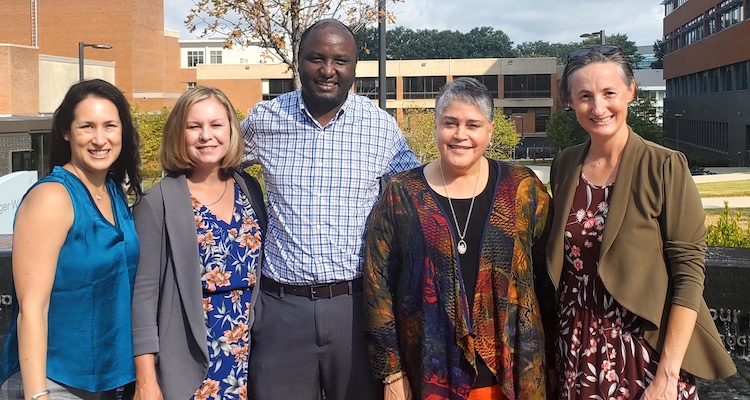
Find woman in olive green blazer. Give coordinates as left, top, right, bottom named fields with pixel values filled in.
left=544, top=45, right=735, bottom=400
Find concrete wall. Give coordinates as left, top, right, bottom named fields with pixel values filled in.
left=38, top=55, right=116, bottom=114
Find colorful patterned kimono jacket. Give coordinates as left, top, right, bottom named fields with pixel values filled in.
left=364, top=160, right=550, bottom=400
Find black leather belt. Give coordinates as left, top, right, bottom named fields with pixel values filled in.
left=261, top=275, right=363, bottom=300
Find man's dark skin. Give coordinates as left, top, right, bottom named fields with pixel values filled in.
left=298, top=20, right=359, bottom=126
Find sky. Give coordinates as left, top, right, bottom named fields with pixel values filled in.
left=164, top=0, right=665, bottom=47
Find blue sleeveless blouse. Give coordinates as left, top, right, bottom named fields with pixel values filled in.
left=0, top=166, right=139, bottom=391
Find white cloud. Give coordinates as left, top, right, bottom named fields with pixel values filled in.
left=164, top=0, right=664, bottom=46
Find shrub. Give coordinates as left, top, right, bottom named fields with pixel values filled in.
left=706, top=202, right=750, bottom=248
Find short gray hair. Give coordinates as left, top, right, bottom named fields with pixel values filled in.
left=435, top=77, right=494, bottom=122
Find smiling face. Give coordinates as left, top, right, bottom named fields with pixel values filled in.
left=183, top=96, right=231, bottom=171
left=435, top=100, right=494, bottom=174
left=298, top=23, right=357, bottom=115
left=64, top=96, right=122, bottom=174
left=568, top=61, right=635, bottom=142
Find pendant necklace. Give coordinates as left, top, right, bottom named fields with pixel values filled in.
left=200, top=180, right=228, bottom=207
left=439, top=159, right=481, bottom=255
left=71, top=165, right=105, bottom=201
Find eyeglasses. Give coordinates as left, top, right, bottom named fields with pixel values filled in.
left=567, top=45, right=621, bottom=61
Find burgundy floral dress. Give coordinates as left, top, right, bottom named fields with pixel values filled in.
left=555, top=174, right=698, bottom=400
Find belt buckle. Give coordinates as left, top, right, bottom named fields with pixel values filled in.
left=309, top=283, right=333, bottom=300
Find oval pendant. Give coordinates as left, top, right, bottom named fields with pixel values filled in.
left=457, top=240, right=467, bottom=255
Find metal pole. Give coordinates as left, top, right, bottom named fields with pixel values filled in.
left=378, top=0, right=387, bottom=110
left=78, top=41, right=85, bottom=81
left=600, top=30, right=606, bottom=45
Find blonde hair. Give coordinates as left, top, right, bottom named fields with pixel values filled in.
left=160, top=87, right=244, bottom=175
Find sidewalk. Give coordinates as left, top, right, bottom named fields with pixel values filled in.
left=698, top=356, right=750, bottom=399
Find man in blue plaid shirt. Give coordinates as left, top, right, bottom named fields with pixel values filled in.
left=241, top=19, right=420, bottom=400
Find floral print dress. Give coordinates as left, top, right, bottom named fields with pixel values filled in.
left=190, top=183, right=261, bottom=400
left=556, top=174, right=698, bottom=400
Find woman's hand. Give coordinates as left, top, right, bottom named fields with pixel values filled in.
left=384, top=374, right=412, bottom=400
left=641, top=371, right=679, bottom=400
left=133, top=379, right=164, bottom=400
left=133, top=354, right=163, bottom=400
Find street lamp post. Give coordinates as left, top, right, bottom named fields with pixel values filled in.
left=674, top=112, right=683, bottom=150
left=580, top=30, right=606, bottom=45
left=513, top=115, right=525, bottom=159
left=78, top=42, right=112, bottom=81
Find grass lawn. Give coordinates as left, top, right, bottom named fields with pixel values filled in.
left=695, top=180, right=750, bottom=197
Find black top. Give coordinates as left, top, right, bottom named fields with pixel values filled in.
left=434, top=159, right=499, bottom=388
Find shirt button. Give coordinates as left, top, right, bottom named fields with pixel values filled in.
left=317, top=162, right=323, bottom=167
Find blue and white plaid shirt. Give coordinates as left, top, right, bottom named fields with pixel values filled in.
left=241, top=91, right=420, bottom=285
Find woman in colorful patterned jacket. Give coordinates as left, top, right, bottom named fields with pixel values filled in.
left=364, top=77, right=551, bottom=400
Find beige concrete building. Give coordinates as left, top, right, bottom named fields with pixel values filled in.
left=192, top=56, right=560, bottom=134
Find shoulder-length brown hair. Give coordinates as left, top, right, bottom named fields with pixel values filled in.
left=160, top=86, right=244, bottom=175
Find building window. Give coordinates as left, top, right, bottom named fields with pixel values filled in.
left=504, top=74, right=551, bottom=98
left=355, top=77, right=396, bottom=100
left=263, top=79, right=294, bottom=100
left=187, top=50, right=204, bottom=67
left=210, top=50, right=223, bottom=64
left=403, top=76, right=446, bottom=99
left=739, top=62, right=749, bottom=90
left=11, top=150, right=32, bottom=172
left=455, top=75, right=499, bottom=98
left=187, top=82, right=196, bottom=89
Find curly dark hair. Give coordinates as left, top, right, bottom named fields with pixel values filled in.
left=48, top=79, right=143, bottom=199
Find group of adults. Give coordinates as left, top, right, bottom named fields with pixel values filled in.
left=0, top=18, right=737, bottom=400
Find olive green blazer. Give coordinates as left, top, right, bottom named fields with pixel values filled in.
left=545, top=128, right=736, bottom=380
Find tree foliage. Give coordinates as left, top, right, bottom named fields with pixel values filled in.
left=358, top=26, right=516, bottom=60
left=399, top=108, right=520, bottom=164
left=133, top=107, right=170, bottom=179
left=706, top=202, right=750, bottom=247
left=651, top=39, right=665, bottom=69
left=187, top=0, right=403, bottom=88
left=516, top=33, right=641, bottom=66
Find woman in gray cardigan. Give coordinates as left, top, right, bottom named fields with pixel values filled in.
left=131, top=87, right=266, bottom=400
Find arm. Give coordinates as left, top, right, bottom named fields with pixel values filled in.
left=240, top=110, right=260, bottom=168
left=644, top=152, right=706, bottom=398
left=12, top=183, right=72, bottom=400
left=384, top=124, right=421, bottom=180
left=131, top=192, right=166, bottom=399
left=133, top=354, right=163, bottom=400
left=363, top=182, right=410, bottom=399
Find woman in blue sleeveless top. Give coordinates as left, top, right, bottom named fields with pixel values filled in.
left=0, top=79, right=143, bottom=400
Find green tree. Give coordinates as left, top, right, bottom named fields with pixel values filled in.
left=515, top=40, right=579, bottom=64
left=187, top=0, right=402, bottom=89
left=651, top=39, right=665, bottom=69
left=545, top=109, right=588, bottom=149
left=357, top=26, right=515, bottom=60
left=706, top=202, right=750, bottom=247
left=133, top=107, right=170, bottom=179
left=516, top=34, right=641, bottom=66
left=399, top=108, right=520, bottom=164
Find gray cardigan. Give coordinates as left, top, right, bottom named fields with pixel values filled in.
left=131, top=171, right=266, bottom=399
